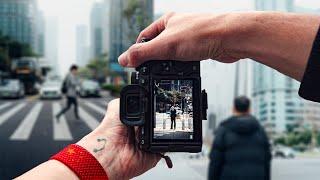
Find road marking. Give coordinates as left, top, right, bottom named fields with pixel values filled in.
left=0, top=102, right=12, bottom=111
left=79, top=106, right=99, bottom=130
left=52, top=103, right=73, bottom=141
left=10, top=103, right=43, bottom=140
left=0, top=103, right=26, bottom=127
left=84, top=101, right=106, bottom=115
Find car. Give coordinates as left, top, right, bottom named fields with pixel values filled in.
left=40, top=81, right=62, bottom=99
left=273, top=146, right=295, bottom=159
left=79, top=80, right=101, bottom=97
left=0, top=79, right=25, bottom=99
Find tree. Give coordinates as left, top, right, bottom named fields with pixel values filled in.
left=123, top=0, right=152, bottom=44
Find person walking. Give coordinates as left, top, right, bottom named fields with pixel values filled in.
left=170, top=105, right=177, bottom=130
left=208, top=96, right=271, bottom=180
left=56, top=65, right=80, bottom=121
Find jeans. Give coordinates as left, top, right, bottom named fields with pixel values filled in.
left=170, top=116, right=176, bottom=129
left=56, top=96, right=79, bottom=119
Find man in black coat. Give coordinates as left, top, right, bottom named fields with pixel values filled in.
left=170, top=105, right=177, bottom=129
left=208, top=96, right=271, bottom=180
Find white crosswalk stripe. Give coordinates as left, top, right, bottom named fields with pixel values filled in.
left=79, top=106, right=100, bottom=130
left=0, top=102, right=12, bottom=111
left=0, top=103, right=26, bottom=126
left=52, top=103, right=73, bottom=141
left=10, top=103, right=43, bottom=140
left=84, top=101, right=106, bottom=115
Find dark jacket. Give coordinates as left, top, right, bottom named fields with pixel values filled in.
left=170, top=108, right=176, bottom=118
left=208, top=115, right=271, bottom=180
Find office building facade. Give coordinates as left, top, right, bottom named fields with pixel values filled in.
left=76, top=25, right=89, bottom=67
left=90, top=1, right=110, bottom=59
left=109, top=0, right=153, bottom=72
left=0, top=0, right=38, bottom=51
left=253, top=0, right=305, bottom=136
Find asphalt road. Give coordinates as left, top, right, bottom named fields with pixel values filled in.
left=137, top=154, right=320, bottom=180
left=0, top=96, right=114, bottom=179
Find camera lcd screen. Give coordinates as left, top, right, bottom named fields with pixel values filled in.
left=153, top=80, right=193, bottom=140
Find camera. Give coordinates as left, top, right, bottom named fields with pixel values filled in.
left=120, top=59, right=207, bottom=153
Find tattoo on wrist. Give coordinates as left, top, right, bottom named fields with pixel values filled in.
left=93, top=138, right=107, bottom=153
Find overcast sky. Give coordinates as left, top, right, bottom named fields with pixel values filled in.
left=38, top=0, right=320, bottom=75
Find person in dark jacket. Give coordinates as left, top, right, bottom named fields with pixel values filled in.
left=208, top=96, right=271, bottom=180
left=170, top=105, right=177, bottom=129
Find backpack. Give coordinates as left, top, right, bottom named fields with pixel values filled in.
left=61, top=77, right=68, bottom=94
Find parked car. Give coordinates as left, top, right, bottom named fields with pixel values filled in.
left=79, top=80, right=101, bottom=97
left=40, top=81, right=62, bottom=99
left=273, top=146, right=295, bottom=159
left=0, top=79, right=25, bottom=99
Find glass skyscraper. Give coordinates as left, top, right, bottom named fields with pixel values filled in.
left=109, top=0, right=153, bottom=72
left=253, top=0, right=305, bottom=136
left=0, top=0, right=38, bottom=51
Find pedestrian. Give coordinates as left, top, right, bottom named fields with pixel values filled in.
left=56, top=65, right=80, bottom=121
left=170, top=105, right=177, bottom=130
left=208, top=96, right=271, bottom=180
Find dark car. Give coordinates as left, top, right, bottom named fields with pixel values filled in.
left=79, top=80, right=100, bottom=97
left=0, top=79, right=25, bottom=99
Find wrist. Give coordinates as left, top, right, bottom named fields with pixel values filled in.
left=76, top=127, right=124, bottom=180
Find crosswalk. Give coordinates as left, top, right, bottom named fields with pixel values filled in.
left=0, top=100, right=109, bottom=141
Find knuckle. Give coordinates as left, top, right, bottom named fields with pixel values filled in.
left=127, top=45, right=142, bottom=66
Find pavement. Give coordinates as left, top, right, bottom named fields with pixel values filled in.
left=0, top=96, right=114, bottom=179
left=154, top=112, right=193, bottom=140
left=136, top=154, right=320, bottom=180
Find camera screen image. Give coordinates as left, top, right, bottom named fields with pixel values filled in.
left=153, top=80, right=193, bottom=140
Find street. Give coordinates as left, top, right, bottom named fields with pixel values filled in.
left=0, top=95, right=113, bottom=179
left=1, top=96, right=320, bottom=180
left=137, top=154, right=320, bottom=180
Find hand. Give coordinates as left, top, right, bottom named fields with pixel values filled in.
left=77, top=99, right=161, bottom=180
left=118, top=12, right=247, bottom=67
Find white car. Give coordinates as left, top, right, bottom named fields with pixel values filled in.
left=40, top=81, right=62, bottom=99
left=273, top=146, right=295, bottom=159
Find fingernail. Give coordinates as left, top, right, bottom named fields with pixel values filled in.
left=118, top=52, right=128, bottom=66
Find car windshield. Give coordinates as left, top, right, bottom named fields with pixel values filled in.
left=82, top=81, right=98, bottom=87
left=43, top=82, right=60, bottom=87
left=0, top=80, right=19, bottom=88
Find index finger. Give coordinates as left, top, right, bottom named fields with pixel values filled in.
left=136, top=13, right=173, bottom=43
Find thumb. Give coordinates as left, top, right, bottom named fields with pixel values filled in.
left=118, top=37, right=173, bottom=67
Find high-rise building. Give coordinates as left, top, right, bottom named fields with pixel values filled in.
left=253, top=0, right=304, bottom=136
left=0, top=0, right=38, bottom=51
left=109, top=0, right=153, bottom=72
left=35, top=10, right=45, bottom=56
left=90, top=1, right=110, bottom=59
left=76, top=25, right=89, bottom=67
left=45, top=17, right=59, bottom=75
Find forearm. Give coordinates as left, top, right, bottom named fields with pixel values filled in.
left=16, top=127, right=121, bottom=180
left=224, top=12, right=320, bottom=81
left=15, top=160, right=78, bottom=180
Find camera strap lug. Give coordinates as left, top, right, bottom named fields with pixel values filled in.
left=201, top=89, right=208, bottom=120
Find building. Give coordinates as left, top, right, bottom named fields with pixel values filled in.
left=45, top=17, right=59, bottom=75
left=35, top=10, right=45, bottom=56
left=0, top=0, right=38, bottom=51
left=76, top=25, right=89, bottom=67
left=90, top=1, right=110, bottom=59
left=109, top=0, right=153, bottom=72
left=253, top=0, right=304, bottom=136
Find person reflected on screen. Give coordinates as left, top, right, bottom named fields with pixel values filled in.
left=170, top=105, right=177, bottom=130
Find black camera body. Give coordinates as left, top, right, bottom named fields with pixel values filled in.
left=120, top=60, right=207, bottom=153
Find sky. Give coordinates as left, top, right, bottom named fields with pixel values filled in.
left=37, top=0, right=320, bottom=75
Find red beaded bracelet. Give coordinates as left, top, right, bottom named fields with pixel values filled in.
left=50, top=144, right=109, bottom=180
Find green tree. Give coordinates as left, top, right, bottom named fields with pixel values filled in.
left=123, top=0, right=152, bottom=44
